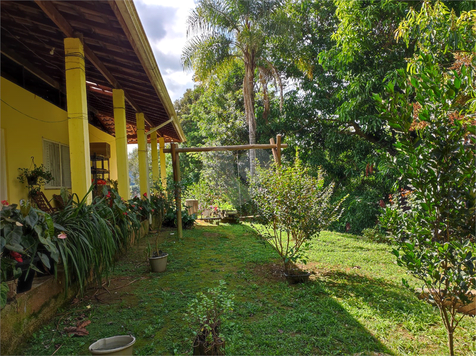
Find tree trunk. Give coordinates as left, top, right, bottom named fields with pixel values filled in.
left=243, top=58, right=257, bottom=178
left=448, top=330, right=454, bottom=356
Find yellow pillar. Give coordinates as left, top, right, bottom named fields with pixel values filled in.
left=159, top=137, right=167, bottom=190
left=113, top=89, right=130, bottom=200
left=136, top=113, right=149, bottom=197
left=151, top=131, right=159, bottom=186
left=64, top=37, right=91, bottom=203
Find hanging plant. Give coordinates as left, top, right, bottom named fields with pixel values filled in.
left=17, top=157, right=54, bottom=189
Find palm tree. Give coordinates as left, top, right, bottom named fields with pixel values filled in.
left=182, top=0, right=285, bottom=177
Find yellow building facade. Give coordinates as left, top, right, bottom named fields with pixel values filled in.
left=1, top=77, right=118, bottom=204
left=1, top=0, right=185, bottom=211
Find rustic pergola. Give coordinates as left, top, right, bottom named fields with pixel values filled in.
left=163, top=135, right=288, bottom=238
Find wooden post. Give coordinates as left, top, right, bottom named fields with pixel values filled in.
left=270, top=138, right=278, bottom=164
left=150, top=131, right=159, bottom=184
left=276, top=134, right=282, bottom=166
left=158, top=137, right=167, bottom=190
left=162, top=143, right=288, bottom=153
left=171, top=143, right=182, bottom=239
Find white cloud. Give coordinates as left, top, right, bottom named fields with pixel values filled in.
left=135, top=0, right=196, bottom=102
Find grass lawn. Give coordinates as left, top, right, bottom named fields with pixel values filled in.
left=19, top=222, right=474, bottom=355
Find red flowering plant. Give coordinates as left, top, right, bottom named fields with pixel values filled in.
left=1, top=200, right=60, bottom=308
left=128, top=194, right=151, bottom=222
left=90, top=185, right=142, bottom=248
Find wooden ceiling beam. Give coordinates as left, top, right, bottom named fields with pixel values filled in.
left=34, top=0, right=152, bottom=127
left=1, top=43, right=62, bottom=91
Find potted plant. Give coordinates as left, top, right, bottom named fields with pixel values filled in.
left=250, top=158, right=347, bottom=283
left=17, top=159, right=54, bottom=193
left=148, top=187, right=168, bottom=272
left=0, top=200, right=60, bottom=299
left=0, top=201, right=26, bottom=307
left=184, top=281, right=234, bottom=355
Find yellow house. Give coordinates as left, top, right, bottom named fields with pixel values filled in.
left=1, top=0, right=185, bottom=206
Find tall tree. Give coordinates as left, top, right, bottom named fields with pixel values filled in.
left=182, top=0, right=287, bottom=176
left=378, top=3, right=476, bottom=354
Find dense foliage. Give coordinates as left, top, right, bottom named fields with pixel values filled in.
left=183, top=0, right=290, bottom=176
left=377, top=3, right=476, bottom=355
left=176, top=0, right=474, bottom=235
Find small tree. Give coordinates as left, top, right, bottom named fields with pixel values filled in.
left=184, top=280, right=234, bottom=355
left=375, top=3, right=476, bottom=354
left=250, top=159, right=346, bottom=274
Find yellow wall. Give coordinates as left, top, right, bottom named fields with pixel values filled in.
left=1, top=77, right=118, bottom=204
left=88, top=126, right=118, bottom=181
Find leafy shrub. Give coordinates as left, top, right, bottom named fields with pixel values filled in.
left=53, top=186, right=141, bottom=294
left=361, top=227, right=388, bottom=244
left=250, top=159, right=346, bottom=274
left=163, top=207, right=196, bottom=229
left=184, top=280, right=234, bottom=355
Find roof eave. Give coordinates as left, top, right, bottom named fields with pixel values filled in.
left=109, top=0, right=186, bottom=143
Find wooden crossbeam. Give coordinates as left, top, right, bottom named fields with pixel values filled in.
left=162, top=143, right=288, bottom=154
left=145, top=118, right=173, bottom=136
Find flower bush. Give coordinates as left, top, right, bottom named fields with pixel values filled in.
left=127, top=195, right=151, bottom=222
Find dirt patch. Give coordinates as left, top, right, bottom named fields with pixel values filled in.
left=253, top=262, right=326, bottom=283
left=253, top=262, right=286, bottom=283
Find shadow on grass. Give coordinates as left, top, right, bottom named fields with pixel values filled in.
left=318, top=269, right=437, bottom=324
left=18, top=224, right=406, bottom=355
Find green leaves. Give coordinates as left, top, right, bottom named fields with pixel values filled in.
left=378, top=2, right=476, bottom=353
left=184, top=280, right=234, bottom=350
left=250, top=159, right=346, bottom=271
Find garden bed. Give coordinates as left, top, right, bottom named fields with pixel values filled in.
left=0, top=219, right=151, bottom=354
left=13, top=224, right=475, bottom=356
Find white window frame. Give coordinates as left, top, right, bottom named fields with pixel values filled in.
left=43, top=138, right=71, bottom=189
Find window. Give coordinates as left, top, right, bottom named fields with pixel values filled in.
left=43, top=139, right=71, bottom=189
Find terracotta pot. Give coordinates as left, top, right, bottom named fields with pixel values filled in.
left=149, top=253, right=168, bottom=272
left=89, top=335, right=136, bottom=355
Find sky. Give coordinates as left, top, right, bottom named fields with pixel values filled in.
left=135, top=0, right=196, bottom=103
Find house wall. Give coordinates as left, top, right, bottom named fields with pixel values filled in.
left=1, top=77, right=119, bottom=204
left=89, top=125, right=118, bottom=186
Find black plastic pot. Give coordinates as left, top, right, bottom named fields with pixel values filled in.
left=36, top=251, right=56, bottom=276
left=16, top=258, right=38, bottom=293
left=27, top=176, right=38, bottom=185
left=284, top=272, right=311, bottom=284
